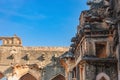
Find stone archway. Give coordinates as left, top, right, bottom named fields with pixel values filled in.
left=7, top=64, right=41, bottom=80
left=51, top=74, right=65, bottom=80
left=19, top=73, right=37, bottom=80
left=96, top=73, right=110, bottom=80
left=100, top=77, right=106, bottom=80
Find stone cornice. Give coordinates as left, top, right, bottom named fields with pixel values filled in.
left=0, top=46, right=69, bottom=52
left=23, top=47, right=69, bottom=51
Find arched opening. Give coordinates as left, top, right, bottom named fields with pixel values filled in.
left=19, top=73, right=37, bottom=80
left=100, top=77, right=106, bottom=80
left=51, top=74, right=65, bottom=80
left=96, top=73, right=110, bottom=80
left=0, top=72, right=4, bottom=79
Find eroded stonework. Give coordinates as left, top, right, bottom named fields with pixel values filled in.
left=0, top=35, right=69, bottom=80
left=60, top=0, right=120, bottom=80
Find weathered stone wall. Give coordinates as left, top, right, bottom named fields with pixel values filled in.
left=0, top=46, right=69, bottom=80
left=43, top=64, right=65, bottom=80
left=112, top=0, right=120, bottom=16
left=85, top=63, right=118, bottom=80
left=0, top=46, right=68, bottom=66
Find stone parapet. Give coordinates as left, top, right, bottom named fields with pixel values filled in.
left=0, top=46, right=69, bottom=52
left=22, top=47, right=69, bottom=52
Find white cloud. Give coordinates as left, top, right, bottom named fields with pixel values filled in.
left=0, top=0, right=47, bottom=20
left=0, top=9, right=46, bottom=20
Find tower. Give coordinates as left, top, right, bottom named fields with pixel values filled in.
left=60, top=0, right=119, bottom=80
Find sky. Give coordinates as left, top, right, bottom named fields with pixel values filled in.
left=0, top=0, right=89, bottom=46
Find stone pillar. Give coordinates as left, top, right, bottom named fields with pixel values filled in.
left=3, top=39, right=7, bottom=45
left=118, top=23, right=120, bottom=80
left=66, top=58, right=71, bottom=80
left=106, top=41, right=110, bottom=57
left=65, top=70, right=69, bottom=80
left=76, top=65, right=79, bottom=80
left=108, top=35, right=113, bottom=57
left=68, top=71, right=72, bottom=80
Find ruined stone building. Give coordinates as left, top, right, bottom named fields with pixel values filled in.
left=0, top=35, right=69, bottom=80
left=60, top=0, right=120, bottom=80
left=0, top=0, right=120, bottom=80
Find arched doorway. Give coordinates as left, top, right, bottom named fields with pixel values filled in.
left=96, top=73, right=110, bottom=80
left=51, top=74, right=65, bottom=80
left=0, top=72, right=4, bottom=79
left=19, top=73, right=37, bottom=80
left=100, top=77, right=106, bottom=80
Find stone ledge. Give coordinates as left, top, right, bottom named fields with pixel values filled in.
left=0, top=46, right=69, bottom=52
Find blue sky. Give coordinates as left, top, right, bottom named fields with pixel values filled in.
left=0, top=0, right=88, bottom=46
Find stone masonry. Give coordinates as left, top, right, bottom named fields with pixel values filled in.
left=0, top=35, right=69, bottom=80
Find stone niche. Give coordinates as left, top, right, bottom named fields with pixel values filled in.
left=95, top=42, right=107, bottom=58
